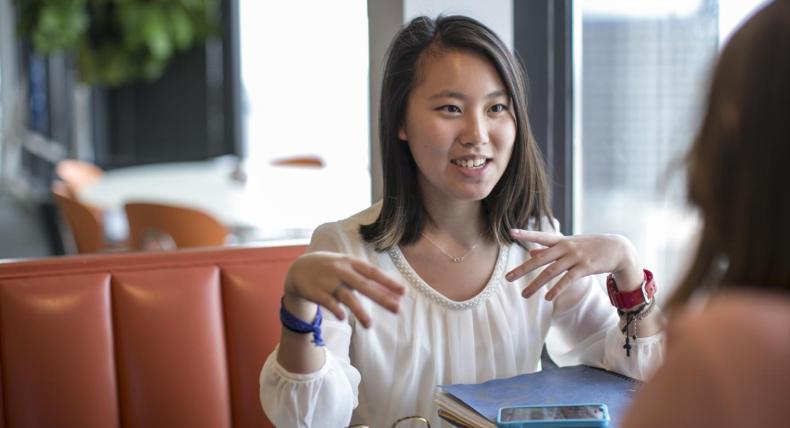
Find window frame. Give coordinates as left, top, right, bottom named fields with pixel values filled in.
left=513, top=0, right=575, bottom=234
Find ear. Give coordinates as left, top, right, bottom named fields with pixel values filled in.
left=398, top=125, right=407, bottom=141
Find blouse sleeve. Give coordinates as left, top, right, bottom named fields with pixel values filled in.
left=546, top=273, right=665, bottom=381
left=259, top=223, right=361, bottom=428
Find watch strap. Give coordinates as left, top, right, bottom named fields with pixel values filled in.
left=607, top=269, right=656, bottom=309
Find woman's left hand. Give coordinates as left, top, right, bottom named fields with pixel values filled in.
left=505, top=229, right=644, bottom=300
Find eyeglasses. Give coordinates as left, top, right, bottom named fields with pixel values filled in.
left=348, top=415, right=431, bottom=428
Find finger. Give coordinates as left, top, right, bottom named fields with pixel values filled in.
left=545, top=267, right=585, bottom=301
left=339, top=268, right=401, bottom=314
left=333, top=285, right=373, bottom=328
left=506, top=244, right=565, bottom=282
left=510, top=229, right=563, bottom=246
left=314, top=293, right=347, bottom=321
left=350, top=258, right=407, bottom=295
left=521, top=256, right=576, bottom=298
left=529, top=248, right=547, bottom=257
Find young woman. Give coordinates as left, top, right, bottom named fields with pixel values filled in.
left=261, top=15, right=664, bottom=428
left=622, top=2, right=790, bottom=427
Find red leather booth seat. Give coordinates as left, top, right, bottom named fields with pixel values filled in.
left=0, top=244, right=306, bottom=428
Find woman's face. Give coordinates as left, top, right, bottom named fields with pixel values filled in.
left=399, top=49, right=516, bottom=205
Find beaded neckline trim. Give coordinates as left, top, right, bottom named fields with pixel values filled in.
left=388, top=244, right=510, bottom=311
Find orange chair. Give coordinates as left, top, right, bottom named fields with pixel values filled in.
left=125, top=202, right=229, bottom=251
left=55, top=159, right=103, bottom=197
left=270, top=155, right=325, bottom=168
left=51, top=180, right=106, bottom=253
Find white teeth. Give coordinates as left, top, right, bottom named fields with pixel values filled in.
left=453, top=158, right=487, bottom=168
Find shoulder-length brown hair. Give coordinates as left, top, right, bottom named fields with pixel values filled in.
left=360, top=15, right=553, bottom=250
left=668, top=0, right=790, bottom=309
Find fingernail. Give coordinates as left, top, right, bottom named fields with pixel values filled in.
left=510, top=229, right=520, bottom=235
left=545, top=293, right=553, bottom=301
left=506, top=272, right=514, bottom=281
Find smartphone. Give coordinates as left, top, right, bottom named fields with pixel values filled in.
left=496, top=403, right=610, bottom=427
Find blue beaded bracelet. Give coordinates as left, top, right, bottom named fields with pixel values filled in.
left=279, top=297, right=325, bottom=346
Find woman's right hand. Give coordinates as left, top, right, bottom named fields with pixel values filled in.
left=283, top=251, right=406, bottom=328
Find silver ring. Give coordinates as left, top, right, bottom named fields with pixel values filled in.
left=331, top=283, right=350, bottom=299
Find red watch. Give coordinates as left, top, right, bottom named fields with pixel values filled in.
left=607, top=269, right=656, bottom=309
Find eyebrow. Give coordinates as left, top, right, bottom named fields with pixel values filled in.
left=428, top=90, right=508, bottom=100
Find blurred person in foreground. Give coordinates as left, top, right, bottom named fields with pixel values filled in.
left=621, top=1, right=790, bottom=427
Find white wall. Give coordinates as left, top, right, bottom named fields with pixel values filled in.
left=367, top=0, right=513, bottom=201
left=404, top=0, right=513, bottom=48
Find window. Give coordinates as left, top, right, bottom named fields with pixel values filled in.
left=238, top=1, right=371, bottom=222
left=575, top=0, right=769, bottom=302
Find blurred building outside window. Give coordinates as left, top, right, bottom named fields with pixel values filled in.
left=574, top=0, right=769, bottom=303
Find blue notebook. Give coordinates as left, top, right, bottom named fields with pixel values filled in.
left=435, top=365, right=641, bottom=428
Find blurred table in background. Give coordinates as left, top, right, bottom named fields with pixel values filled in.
left=78, top=156, right=370, bottom=243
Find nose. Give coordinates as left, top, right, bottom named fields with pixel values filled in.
left=459, top=112, right=489, bottom=146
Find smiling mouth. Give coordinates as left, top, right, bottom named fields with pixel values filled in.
left=451, top=158, right=489, bottom=169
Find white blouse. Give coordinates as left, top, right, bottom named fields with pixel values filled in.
left=259, top=204, right=665, bottom=428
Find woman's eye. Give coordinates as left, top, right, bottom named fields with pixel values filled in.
left=490, top=103, right=508, bottom=113
left=439, top=105, right=462, bottom=114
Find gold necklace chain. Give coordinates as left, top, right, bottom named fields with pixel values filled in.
left=421, top=232, right=481, bottom=263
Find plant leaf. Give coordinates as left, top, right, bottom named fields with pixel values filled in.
left=142, top=4, right=172, bottom=60
left=33, top=2, right=88, bottom=52
left=168, top=7, right=194, bottom=50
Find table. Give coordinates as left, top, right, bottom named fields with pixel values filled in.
left=78, top=156, right=371, bottom=242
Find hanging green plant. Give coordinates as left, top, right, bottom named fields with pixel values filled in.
left=14, top=0, right=219, bottom=86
